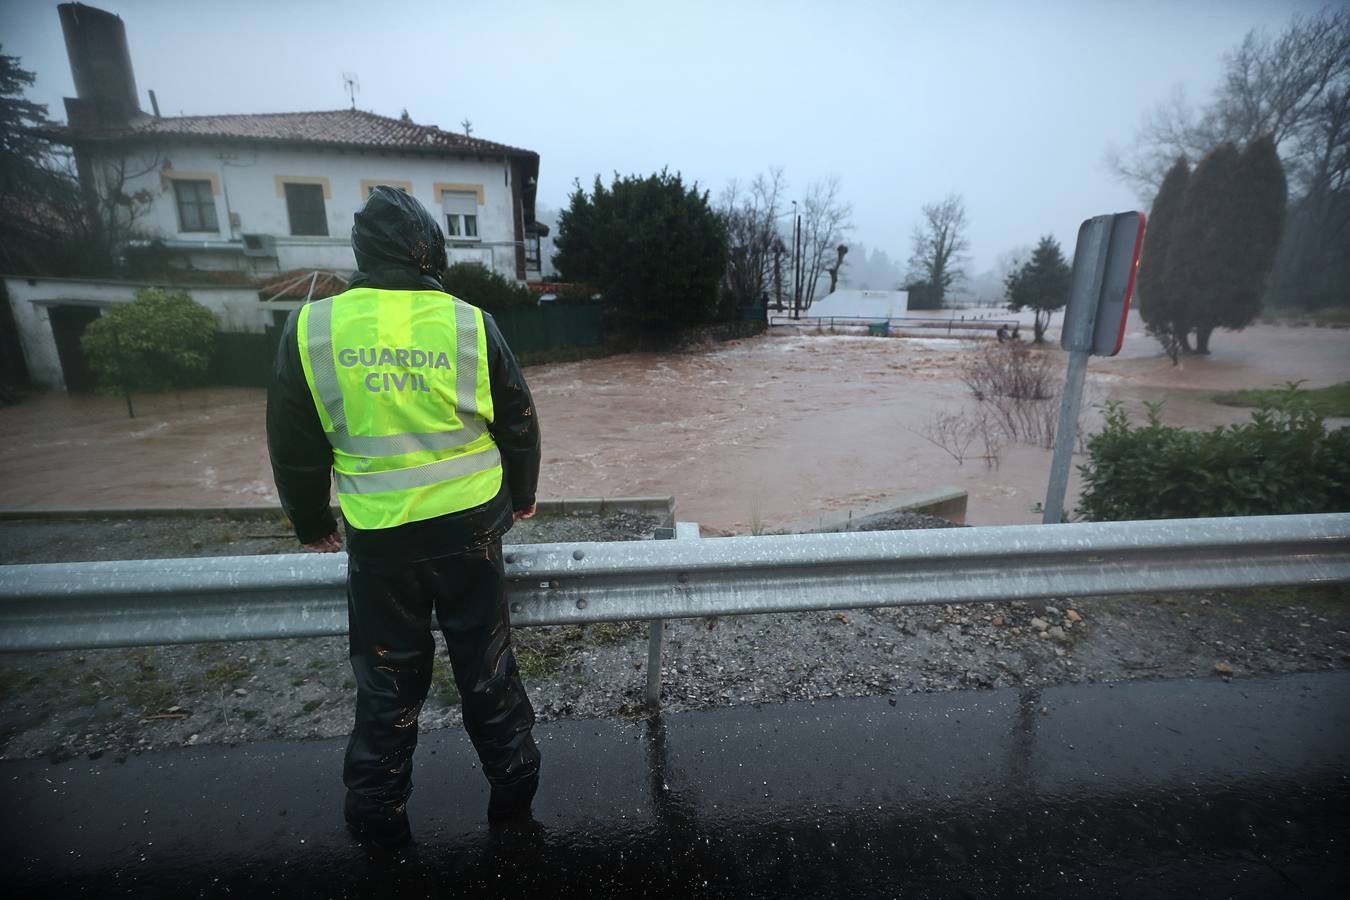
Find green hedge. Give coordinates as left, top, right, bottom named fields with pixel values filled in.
left=208, top=329, right=281, bottom=387
left=492, top=305, right=604, bottom=354
left=1077, top=391, right=1350, bottom=521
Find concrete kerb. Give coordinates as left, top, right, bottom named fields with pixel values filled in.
left=0, top=496, right=677, bottom=527
left=776, top=487, right=968, bottom=534
left=537, top=497, right=676, bottom=526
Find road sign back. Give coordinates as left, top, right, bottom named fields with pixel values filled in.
left=1061, top=211, right=1146, bottom=357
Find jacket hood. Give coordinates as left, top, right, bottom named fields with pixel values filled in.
left=351, top=186, right=447, bottom=287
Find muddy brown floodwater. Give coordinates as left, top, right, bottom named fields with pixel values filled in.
left=1, top=311, right=1347, bottom=529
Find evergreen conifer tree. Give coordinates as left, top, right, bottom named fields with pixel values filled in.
left=1135, top=157, right=1190, bottom=362
left=1213, top=135, right=1286, bottom=337
left=1163, top=143, right=1242, bottom=354
left=1004, top=235, right=1071, bottom=343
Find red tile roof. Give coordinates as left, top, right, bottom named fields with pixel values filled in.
left=256, top=269, right=351, bottom=302
left=57, top=108, right=536, bottom=158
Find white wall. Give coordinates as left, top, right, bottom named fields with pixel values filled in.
left=4, top=276, right=266, bottom=390
left=99, top=142, right=524, bottom=280
left=808, top=289, right=911, bottom=318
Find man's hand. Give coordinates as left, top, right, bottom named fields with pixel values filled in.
left=302, top=531, right=343, bottom=553
left=512, top=503, right=537, bottom=522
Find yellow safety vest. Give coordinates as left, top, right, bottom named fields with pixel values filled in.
left=297, top=287, right=502, bottom=530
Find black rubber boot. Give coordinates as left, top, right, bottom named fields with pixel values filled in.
left=344, top=795, right=412, bottom=849
left=488, top=768, right=540, bottom=824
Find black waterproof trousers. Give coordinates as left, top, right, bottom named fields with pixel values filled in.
left=342, top=540, right=539, bottom=819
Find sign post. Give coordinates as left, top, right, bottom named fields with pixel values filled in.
left=1042, top=211, right=1146, bottom=524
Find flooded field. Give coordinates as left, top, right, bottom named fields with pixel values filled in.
left=1, top=310, right=1346, bottom=530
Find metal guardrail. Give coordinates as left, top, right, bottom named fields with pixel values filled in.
left=2, top=514, right=1347, bottom=654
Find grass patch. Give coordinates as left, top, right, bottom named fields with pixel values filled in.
left=431, top=664, right=460, bottom=707
left=1213, top=382, right=1350, bottom=417
left=301, top=699, right=322, bottom=714
left=1260, top=307, right=1350, bottom=327
left=127, top=676, right=175, bottom=711
left=202, top=660, right=251, bottom=689
left=515, top=647, right=560, bottom=682
left=588, top=621, right=646, bottom=644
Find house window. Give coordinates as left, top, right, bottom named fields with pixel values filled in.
left=524, top=234, right=541, bottom=268
left=361, top=180, right=413, bottom=198
left=442, top=191, right=479, bottom=240
left=173, top=179, right=218, bottom=232
left=284, top=183, right=329, bottom=236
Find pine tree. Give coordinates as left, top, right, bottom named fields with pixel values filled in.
left=1215, top=135, right=1286, bottom=334
left=1135, top=157, right=1190, bottom=362
left=0, top=50, right=82, bottom=274
left=1004, top=235, right=1071, bottom=343
left=1163, top=143, right=1242, bottom=354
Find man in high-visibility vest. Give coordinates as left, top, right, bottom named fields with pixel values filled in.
left=267, top=186, right=542, bottom=848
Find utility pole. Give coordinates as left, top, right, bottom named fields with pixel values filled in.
left=792, top=202, right=802, bottom=320
left=771, top=239, right=784, bottom=311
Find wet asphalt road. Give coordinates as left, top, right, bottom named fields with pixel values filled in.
left=3, top=671, right=1348, bottom=898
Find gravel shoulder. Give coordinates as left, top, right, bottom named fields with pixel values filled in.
left=1, top=511, right=1346, bottom=762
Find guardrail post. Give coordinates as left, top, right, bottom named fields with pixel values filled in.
left=646, top=521, right=700, bottom=709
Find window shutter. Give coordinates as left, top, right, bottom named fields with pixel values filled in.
left=442, top=191, right=477, bottom=216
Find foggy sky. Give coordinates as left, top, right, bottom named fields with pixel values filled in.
left=1, top=0, right=1330, bottom=281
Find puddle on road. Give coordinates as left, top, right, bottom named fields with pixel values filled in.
left=1, top=313, right=1346, bottom=530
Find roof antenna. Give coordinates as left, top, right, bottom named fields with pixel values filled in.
left=342, top=72, right=360, bottom=109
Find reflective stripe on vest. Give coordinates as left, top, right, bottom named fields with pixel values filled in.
left=297, top=288, right=502, bottom=530
left=303, top=295, right=489, bottom=456
left=334, top=443, right=502, bottom=495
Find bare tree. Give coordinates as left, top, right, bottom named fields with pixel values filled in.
left=720, top=168, right=788, bottom=309
left=82, top=148, right=159, bottom=260
left=994, top=245, right=1032, bottom=285
left=907, top=193, right=970, bottom=308
left=1111, top=11, right=1349, bottom=199
left=824, top=244, right=848, bottom=294
left=797, top=176, right=852, bottom=312
left=1110, top=9, right=1349, bottom=308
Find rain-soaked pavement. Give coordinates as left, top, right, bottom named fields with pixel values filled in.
left=5, top=670, right=1348, bottom=898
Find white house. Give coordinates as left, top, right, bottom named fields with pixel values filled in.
left=4, top=3, right=551, bottom=391
left=61, top=107, right=548, bottom=282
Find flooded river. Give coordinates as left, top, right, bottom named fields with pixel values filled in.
left=2, top=311, right=1347, bottom=530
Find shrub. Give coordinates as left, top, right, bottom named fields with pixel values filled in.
left=960, top=343, right=1059, bottom=447
left=1077, top=389, right=1349, bottom=521
left=441, top=262, right=534, bottom=315
left=961, top=343, right=1055, bottom=401
left=81, top=287, right=218, bottom=394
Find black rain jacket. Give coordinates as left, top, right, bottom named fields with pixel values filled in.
left=266, top=187, right=541, bottom=563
